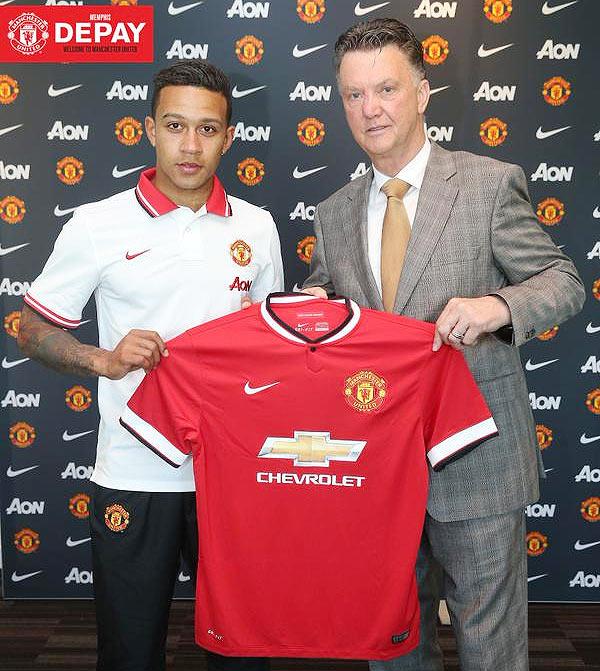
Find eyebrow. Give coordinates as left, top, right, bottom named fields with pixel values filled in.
left=161, top=112, right=223, bottom=125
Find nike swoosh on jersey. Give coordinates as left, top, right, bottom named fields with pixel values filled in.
left=232, top=85, right=267, bottom=99
left=527, top=574, right=548, bottom=583
left=11, top=570, right=42, bottom=582
left=293, top=165, right=327, bottom=179
left=168, top=1, right=204, bottom=15
left=0, top=243, right=29, bottom=257
left=47, top=83, right=83, bottom=97
left=586, top=322, right=600, bottom=334
left=112, top=164, right=146, bottom=179
left=2, top=355, right=30, bottom=368
left=0, top=123, right=23, bottom=137
left=54, top=205, right=78, bottom=217
left=66, top=536, right=91, bottom=547
left=6, top=464, right=39, bottom=478
left=126, top=249, right=150, bottom=260
left=525, top=358, right=559, bottom=371
left=62, top=429, right=95, bottom=442
left=536, top=125, right=571, bottom=139
left=580, top=433, right=600, bottom=445
left=593, top=207, right=600, bottom=219
left=477, top=43, right=514, bottom=58
left=244, top=381, right=280, bottom=395
left=429, top=85, right=450, bottom=96
left=574, top=539, right=600, bottom=551
left=292, top=43, right=328, bottom=58
left=354, top=1, right=390, bottom=16
left=541, top=0, right=578, bottom=15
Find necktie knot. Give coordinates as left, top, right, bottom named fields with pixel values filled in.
left=382, top=178, right=410, bottom=201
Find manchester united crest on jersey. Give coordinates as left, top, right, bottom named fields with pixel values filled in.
left=105, top=503, right=130, bottom=532
left=9, top=421, right=36, bottom=448
left=536, top=198, right=565, bottom=226
left=0, top=195, right=26, bottom=224
left=14, top=528, right=40, bottom=554
left=479, top=117, right=507, bottom=147
left=344, top=370, right=387, bottom=413
left=422, top=35, right=449, bottom=65
left=230, top=240, right=252, bottom=266
left=56, top=156, right=84, bottom=185
left=235, top=35, right=264, bottom=65
left=0, top=74, right=19, bottom=104
left=69, top=493, right=90, bottom=519
left=115, top=116, right=143, bottom=146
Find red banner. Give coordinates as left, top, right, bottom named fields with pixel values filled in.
left=0, top=5, right=153, bottom=63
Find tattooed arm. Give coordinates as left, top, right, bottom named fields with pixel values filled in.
left=17, top=305, right=168, bottom=380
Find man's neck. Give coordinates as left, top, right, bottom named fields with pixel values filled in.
left=152, top=174, right=213, bottom=213
left=373, top=135, right=426, bottom=177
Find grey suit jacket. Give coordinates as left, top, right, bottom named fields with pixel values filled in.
left=305, top=143, right=585, bottom=522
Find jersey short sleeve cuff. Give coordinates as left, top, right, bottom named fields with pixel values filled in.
left=427, top=417, right=498, bottom=471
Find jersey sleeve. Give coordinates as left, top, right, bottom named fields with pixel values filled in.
left=120, top=333, right=200, bottom=467
left=421, top=346, right=498, bottom=471
left=24, top=212, right=100, bottom=328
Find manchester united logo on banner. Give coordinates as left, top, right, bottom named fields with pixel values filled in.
left=235, top=35, right=264, bottom=65
left=580, top=497, right=600, bottom=523
left=479, top=117, right=507, bottom=147
left=7, top=12, right=49, bottom=57
left=115, top=116, right=143, bottom=146
left=296, top=235, right=316, bottom=264
left=542, top=76, right=571, bottom=106
left=585, top=388, right=600, bottom=415
left=0, top=195, right=26, bottom=224
left=69, top=493, right=90, bottom=519
left=56, top=156, right=84, bottom=185
left=14, top=528, right=40, bottom=554
left=4, top=310, right=20, bottom=338
left=105, top=503, right=130, bottom=532
left=536, top=197, right=565, bottom=226
left=297, top=0, right=325, bottom=23
left=0, top=74, right=19, bottom=103
left=344, top=370, right=387, bottom=413
left=65, top=385, right=92, bottom=412
left=297, top=117, right=325, bottom=147
left=537, top=326, right=558, bottom=341
left=230, top=239, right=252, bottom=267
left=536, top=424, right=553, bottom=450
left=526, top=531, right=548, bottom=557
left=483, top=0, right=512, bottom=23
left=112, top=0, right=138, bottom=4
left=422, top=35, right=449, bottom=65
left=9, top=421, right=36, bottom=448
left=237, top=157, right=265, bottom=186
left=592, top=279, right=600, bottom=301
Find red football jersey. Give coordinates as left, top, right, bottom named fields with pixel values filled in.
left=122, top=294, right=498, bottom=660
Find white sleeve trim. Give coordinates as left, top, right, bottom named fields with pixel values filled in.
left=121, top=406, right=188, bottom=467
left=427, top=417, right=498, bottom=470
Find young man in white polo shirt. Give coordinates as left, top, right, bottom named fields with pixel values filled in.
left=17, top=61, right=283, bottom=671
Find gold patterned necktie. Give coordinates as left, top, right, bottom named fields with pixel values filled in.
left=380, top=178, right=411, bottom=312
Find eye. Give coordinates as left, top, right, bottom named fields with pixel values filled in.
left=381, top=85, right=395, bottom=95
left=167, top=122, right=182, bottom=131
left=200, top=125, right=217, bottom=134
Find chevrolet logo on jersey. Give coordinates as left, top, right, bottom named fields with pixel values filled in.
left=258, top=431, right=366, bottom=467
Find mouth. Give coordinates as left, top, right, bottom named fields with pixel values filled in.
left=177, top=162, right=202, bottom=174
left=365, top=125, right=390, bottom=135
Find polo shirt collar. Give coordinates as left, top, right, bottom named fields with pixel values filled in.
left=135, top=168, right=232, bottom=218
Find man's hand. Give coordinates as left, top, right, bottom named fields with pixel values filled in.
left=241, top=294, right=253, bottom=310
left=101, top=329, right=168, bottom=379
left=301, top=286, right=328, bottom=299
left=433, top=295, right=511, bottom=351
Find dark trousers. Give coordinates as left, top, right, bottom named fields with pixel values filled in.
left=90, top=483, right=268, bottom=671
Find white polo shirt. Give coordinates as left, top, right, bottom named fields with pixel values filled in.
left=25, top=168, right=284, bottom=491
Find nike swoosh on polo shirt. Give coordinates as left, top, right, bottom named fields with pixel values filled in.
left=541, top=0, right=578, bottom=15
left=536, top=125, right=571, bottom=140
left=354, top=1, right=390, bottom=16
left=48, top=84, right=83, bottom=97
left=0, top=243, right=29, bottom=257
left=292, top=44, right=328, bottom=58
left=232, top=85, right=267, bottom=99
left=477, top=43, right=514, bottom=58
left=168, top=1, right=204, bottom=15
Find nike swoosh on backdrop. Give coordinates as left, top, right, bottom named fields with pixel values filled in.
left=580, top=433, right=600, bottom=445
left=292, top=44, right=328, bottom=58
left=54, top=205, right=78, bottom=217
left=244, top=381, right=280, bottom=395
left=354, top=1, right=390, bottom=16
left=6, top=465, right=39, bottom=478
left=168, top=1, right=204, bottom=16
left=112, top=164, right=146, bottom=179
left=0, top=243, right=29, bottom=257
left=0, top=123, right=23, bottom=137
left=62, top=429, right=95, bottom=442
left=293, top=165, right=327, bottom=179
left=477, top=43, right=514, bottom=58
left=592, top=207, right=600, bottom=219
left=586, top=322, right=600, bottom=334
left=429, top=86, right=450, bottom=96
left=2, top=356, right=30, bottom=368
left=232, top=85, right=267, bottom=99
left=178, top=572, right=191, bottom=582
left=536, top=125, right=571, bottom=139
left=66, top=536, right=91, bottom=547
left=12, top=571, right=42, bottom=582
left=574, top=540, right=600, bottom=551
left=541, top=0, right=578, bottom=15
left=525, top=358, right=559, bottom=371
left=527, top=574, right=548, bottom=583
left=48, top=84, right=83, bottom=97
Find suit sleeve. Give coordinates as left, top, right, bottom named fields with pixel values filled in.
left=302, top=204, right=336, bottom=296
left=489, top=164, right=585, bottom=346
left=421, top=346, right=498, bottom=471
left=120, top=332, right=201, bottom=467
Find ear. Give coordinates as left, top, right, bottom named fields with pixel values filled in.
left=144, top=115, right=156, bottom=148
left=221, top=125, right=235, bottom=155
left=417, top=78, right=430, bottom=115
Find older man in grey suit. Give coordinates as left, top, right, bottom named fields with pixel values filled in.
left=303, top=18, right=584, bottom=671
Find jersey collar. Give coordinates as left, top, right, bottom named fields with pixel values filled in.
left=261, top=293, right=361, bottom=345
left=135, top=168, right=232, bottom=218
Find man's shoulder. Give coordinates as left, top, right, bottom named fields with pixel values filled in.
left=435, top=144, right=520, bottom=180
left=227, top=194, right=275, bottom=227
left=317, top=170, right=371, bottom=211
left=74, top=186, right=138, bottom=221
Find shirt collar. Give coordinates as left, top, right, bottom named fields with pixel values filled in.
left=135, top=168, right=232, bottom=218
left=372, top=138, right=431, bottom=196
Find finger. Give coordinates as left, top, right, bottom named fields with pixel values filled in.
left=123, top=344, right=158, bottom=371
left=302, top=286, right=328, bottom=299
left=432, top=328, right=443, bottom=352
left=241, top=294, right=252, bottom=310
left=135, top=333, right=168, bottom=361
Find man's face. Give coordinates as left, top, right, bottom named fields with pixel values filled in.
left=338, top=45, right=430, bottom=171
left=145, top=85, right=233, bottom=202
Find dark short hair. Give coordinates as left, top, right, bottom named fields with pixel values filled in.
left=334, top=18, right=425, bottom=80
left=151, top=60, right=232, bottom=124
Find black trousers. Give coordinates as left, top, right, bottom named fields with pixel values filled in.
left=90, top=483, right=268, bottom=671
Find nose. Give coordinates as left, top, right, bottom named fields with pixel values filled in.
left=361, top=92, right=381, bottom=119
left=181, top=128, right=202, bottom=154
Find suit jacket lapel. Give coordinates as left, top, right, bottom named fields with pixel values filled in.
left=394, top=143, right=459, bottom=313
left=341, top=169, right=383, bottom=309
